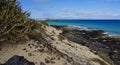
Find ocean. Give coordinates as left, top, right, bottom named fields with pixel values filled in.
left=47, top=20, right=120, bottom=36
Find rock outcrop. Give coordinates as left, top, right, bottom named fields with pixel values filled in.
left=43, top=26, right=110, bottom=65
left=0, top=25, right=111, bottom=65
left=2, top=55, right=35, bottom=65
left=52, top=25, right=120, bottom=65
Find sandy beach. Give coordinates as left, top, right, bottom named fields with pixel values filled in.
left=0, top=25, right=110, bottom=65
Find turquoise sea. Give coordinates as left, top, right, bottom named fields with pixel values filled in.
left=48, top=20, right=120, bottom=36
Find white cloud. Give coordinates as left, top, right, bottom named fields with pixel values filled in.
left=55, top=9, right=120, bottom=19
left=74, top=11, right=120, bottom=17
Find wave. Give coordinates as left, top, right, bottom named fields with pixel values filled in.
left=68, top=25, right=90, bottom=31
left=107, top=33, right=120, bottom=37
left=68, top=25, right=99, bottom=31
left=68, top=25, right=120, bottom=37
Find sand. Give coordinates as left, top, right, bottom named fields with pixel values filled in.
left=0, top=25, right=110, bottom=65
left=0, top=40, right=71, bottom=65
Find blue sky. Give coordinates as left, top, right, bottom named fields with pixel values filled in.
left=18, top=0, right=120, bottom=19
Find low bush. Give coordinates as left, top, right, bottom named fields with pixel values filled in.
left=0, top=0, right=46, bottom=43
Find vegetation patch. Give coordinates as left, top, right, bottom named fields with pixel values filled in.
left=0, top=0, right=47, bottom=43
left=91, top=58, right=108, bottom=65
left=52, top=30, right=55, bottom=34
left=96, top=53, right=115, bottom=65
left=40, top=21, right=48, bottom=26
left=58, top=35, right=65, bottom=41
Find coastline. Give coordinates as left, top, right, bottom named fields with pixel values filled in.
left=69, top=25, right=120, bottom=37
left=50, top=24, right=120, bottom=37
left=47, top=20, right=120, bottom=37
left=1, top=1, right=120, bottom=65
left=0, top=25, right=111, bottom=65
left=51, top=25, right=120, bottom=65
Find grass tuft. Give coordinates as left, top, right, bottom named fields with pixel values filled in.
left=58, top=35, right=65, bottom=41
left=96, top=53, right=115, bottom=65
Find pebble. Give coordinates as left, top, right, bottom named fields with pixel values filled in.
left=40, top=62, right=46, bottom=65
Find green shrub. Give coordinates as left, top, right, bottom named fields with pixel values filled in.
left=40, top=21, right=48, bottom=26
left=0, top=0, right=37, bottom=43
left=0, top=0, right=48, bottom=44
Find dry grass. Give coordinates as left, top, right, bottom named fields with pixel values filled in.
left=97, top=53, right=115, bottom=65
left=58, top=35, right=65, bottom=41
left=91, top=58, right=108, bottom=65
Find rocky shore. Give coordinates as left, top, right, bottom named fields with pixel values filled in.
left=52, top=25, right=120, bottom=65
left=0, top=25, right=111, bottom=65
left=0, top=1, right=115, bottom=65
left=0, top=55, right=35, bottom=65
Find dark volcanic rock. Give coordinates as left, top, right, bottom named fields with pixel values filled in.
left=62, top=29, right=111, bottom=54
left=0, top=64, right=4, bottom=65
left=3, top=55, right=35, bottom=65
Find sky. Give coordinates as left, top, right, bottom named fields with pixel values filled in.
left=18, top=0, right=120, bottom=19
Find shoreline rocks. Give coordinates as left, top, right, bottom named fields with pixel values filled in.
left=0, top=25, right=112, bottom=65
left=1, top=55, right=35, bottom=65
left=52, top=25, right=120, bottom=65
